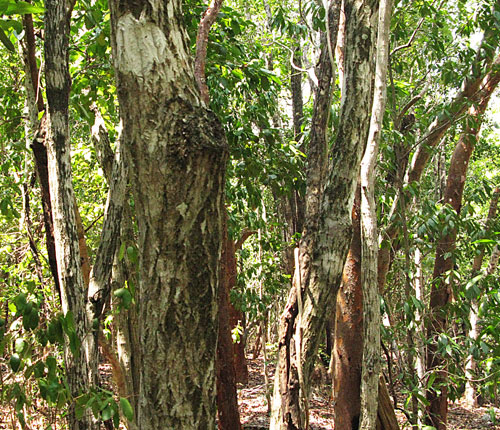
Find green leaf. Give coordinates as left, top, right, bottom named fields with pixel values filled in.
left=10, top=353, right=21, bottom=372
left=114, top=288, right=132, bottom=308
left=69, top=331, right=81, bottom=357
left=120, top=397, right=134, bottom=421
left=427, top=372, right=437, bottom=389
left=118, top=242, right=126, bottom=261
left=75, top=402, right=85, bottom=420
left=102, top=405, right=113, bottom=421
left=5, top=1, right=45, bottom=15
left=14, top=338, right=25, bottom=354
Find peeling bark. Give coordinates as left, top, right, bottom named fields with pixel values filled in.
left=270, top=1, right=377, bottom=428
left=109, top=2, right=228, bottom=428
left=333, top=186, right=363, bottom=430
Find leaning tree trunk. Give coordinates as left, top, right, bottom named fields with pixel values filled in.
left=270, top=1, right=377, bottom=428
left=425, top=56, right=500, bottom=430
left=109, top=2, right=228, bottom=428
left=44, top=2, right=98, bottom=429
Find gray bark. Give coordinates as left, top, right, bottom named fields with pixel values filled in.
left=359, top=0, right=392, bottom=428
left=270, top=1, right=377, bottom=428
left=109, top=2, right=228, bottom=428
left=44, top=1, right=98, bottom=429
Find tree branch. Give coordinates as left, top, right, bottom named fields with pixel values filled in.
left=195, top=0, right=224, bottom=105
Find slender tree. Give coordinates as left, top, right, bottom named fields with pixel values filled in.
left=270, top=0, right=378, bottom=427
left=425, top=54, right=500, bottom=430
left=359, top=0, right=392, bottom=427
left=44, top=1, right=98, bottom=428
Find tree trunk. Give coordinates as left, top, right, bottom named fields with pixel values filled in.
left=270, top=1, right=376, bottom=428
left=464, top=187, right=500, bottom=407
left=359, top=0, right=391, bottom=427
left=108, top=2, right=228, bottom=428
left=333, top=186, right=363, bottom=430
left=21, top=14, right=61, bottom=299
left=425, top=56, right=500, bottom=430
left=44, top=2, right=98, bottom=429
left=377, top=376, right=399, bottom=430
left=217, top=213, right=242, bottom=430
left=378, top=49, right=500, bottom=294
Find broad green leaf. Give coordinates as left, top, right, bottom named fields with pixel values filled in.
left=5, top=1, right=45, bottom=15
left=120, top=397, right=134, bottom=421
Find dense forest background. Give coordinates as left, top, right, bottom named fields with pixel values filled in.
left=0, top=0, right=499, bottom=429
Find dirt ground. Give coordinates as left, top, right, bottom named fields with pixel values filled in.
left=1, top=356, right=499, bottom=429
left=239, top=356, right=500, bottom=430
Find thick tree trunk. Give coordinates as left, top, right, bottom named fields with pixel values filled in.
left=109, top=2, right=228, bottom=428
left=44, top=2, right=98, bottom=429
left=270, top=1, right=341, bottom=427
left=270, top=1, right=376, bottom=428
left=425, top=57, right=500, bottom=430
left=333, top=186, right=363, bottom=430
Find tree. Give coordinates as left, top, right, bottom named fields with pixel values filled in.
left=44, top=1, right=98, bottom=428
left=270, top=0, right=378, bottom=427
left=425, top=53, right=500, bottom=430
left=107, top=1, right=228, bottom=427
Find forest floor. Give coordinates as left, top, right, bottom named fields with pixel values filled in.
left=1, top=355, right=499, bottom=429
left=239, top=354, right=500, bottom=430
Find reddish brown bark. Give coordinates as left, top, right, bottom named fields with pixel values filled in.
left=425, top=57, right=500, bottom=430
left=333, top=186, right=363, bottom=430
left=217, top=214, right=242, bottom=430
left=378, top=53, right=500, bottom=294
left=195, top=0, right=224, bottom=105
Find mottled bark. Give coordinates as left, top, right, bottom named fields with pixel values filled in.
left=87, top=119, right=126, bottom=323
left=21, top=16, right=61, bottom=298
left=44, top=1, right=97, bottom=429
left=109, top=2, right=228, bottom=428
left=270, top=1, right=376, bottom=428
left=487, top=245, right=500, bottom=274
left=333, top=186, right=363, bottom=430
left=90, top=107, right=140, bottom=429
left=425, top=57, right=500, bottom=430
left=359, top=1, right=392, bottom=427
